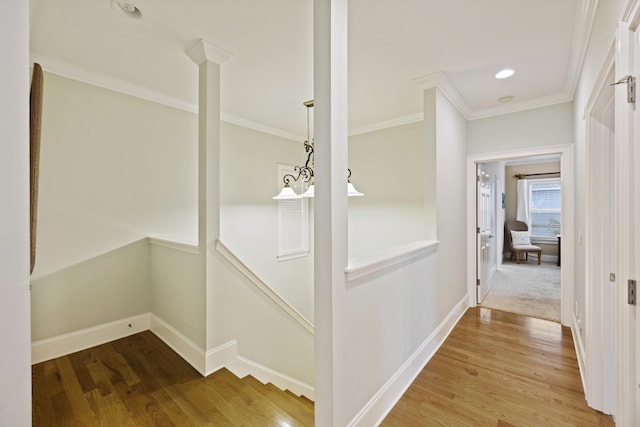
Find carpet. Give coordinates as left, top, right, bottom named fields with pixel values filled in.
left=480, top=261, right=561, bottom=322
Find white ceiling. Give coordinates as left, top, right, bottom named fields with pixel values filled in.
left=30, top=0, right=594, bottom=139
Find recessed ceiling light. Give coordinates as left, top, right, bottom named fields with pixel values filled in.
left=498, top=96, right=514, bottom=103
left=110, top=0, right=142, bottom=18
left=495, top=69, right=515, bottom=79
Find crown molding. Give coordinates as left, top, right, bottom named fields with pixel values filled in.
left=30, top=53, right=304, bottom=142
left=186, top=39, right=233, bottom=65
left=564, top=0, right=599, bottom=99
left=31, top=52, right=198, bottom=113
left=435, top=74, right=473, bottom=120
left=221, top=113, right=301, bottom=142
left=468, top=92, right=572, bottom=121
left=348, top=113, right=423, bottom=136
left=415, top=71, right=472, bottom=120
left=622, top=0, right=640, bottom=30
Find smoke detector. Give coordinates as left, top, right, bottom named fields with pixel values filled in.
left=111, top=0, right=142, bottom=18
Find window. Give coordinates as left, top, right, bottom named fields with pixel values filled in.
left=528, top=179, right=561, bottom=240
left=276, top=164, right=309, bottom=260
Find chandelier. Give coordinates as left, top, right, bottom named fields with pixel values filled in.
left=273, top=100, right=363, bottom=199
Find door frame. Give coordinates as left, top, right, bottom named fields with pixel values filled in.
left=584, top=42, right=616, bottom=414
left=466, top=144, right=574, bottom=326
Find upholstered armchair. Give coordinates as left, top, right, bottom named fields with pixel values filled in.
left=505, top=220, right=541, bottom=265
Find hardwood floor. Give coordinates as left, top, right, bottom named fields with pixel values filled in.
left=33, top=308, right=615, bottom=426
left=382, top=307, right=615, bottom=426
left=32, top=331, right=314, bottom=426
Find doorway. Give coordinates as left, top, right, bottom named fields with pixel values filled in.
left=476, top=157, right=562, bottom=322
left=466, top=144, right=574, bottom=326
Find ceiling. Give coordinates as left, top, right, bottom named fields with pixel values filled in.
left=30, top=0, right=595, bottom=139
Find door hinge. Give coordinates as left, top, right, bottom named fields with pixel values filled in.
left=612, top=75, right=636, bottom=103
left=629, top=279, right=637, bottom=305
left=610, top=272, right=616, bottom=282
left=477, top=227, right=480, bottom=234
left=476, top=278, right=480, bottom=286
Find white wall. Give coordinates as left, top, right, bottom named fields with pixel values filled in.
left=0, top=1, right=32, bottom=424
left=210, top=255, right=315, bottom=385
left=468, top=102, right=574, bottom=155
left=31, top=239, right=151, bottom=341
left=331, top=88, right=469, bottom=425
left=435, top=89, right=469, bottom=310
left=220, top=123, right=314, bottom=322
left=348, top=122, right=425, bottom=258
left=32, top=73, right=199, bottom=280
left=149, top=243, right=205, bottom=348
left=30, top=73, right=313, bottom=346
left=337, top=250, right=443, bottom=425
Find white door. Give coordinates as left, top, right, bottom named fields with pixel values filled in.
left=633, top=21, right=640, bottom=424
left=615, top=9, right=640, bottom=425
left=585, top=73, right=616, bottom=413
left=476, top=165, right=493, bottom=303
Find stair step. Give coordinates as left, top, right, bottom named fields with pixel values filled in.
left=241, top=375, right=314, bottom=425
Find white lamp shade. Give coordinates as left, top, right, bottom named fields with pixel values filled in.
left=347, top=181, right=364, bottom=197
left=301, top=183, right=315, bottom=198
left=273, top=185, right=302, bottom=199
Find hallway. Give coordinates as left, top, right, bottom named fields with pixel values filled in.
left=383, top=307, right=614, bottom=426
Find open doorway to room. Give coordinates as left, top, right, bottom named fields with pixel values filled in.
left=476, top=156, right=563, bottom=323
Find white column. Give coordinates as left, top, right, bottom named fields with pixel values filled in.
left=186, top=40, right=232, bottom=362
left=0, top=1, right=31, bottom=424
left=313, top=0, right=349, bottom=425
left=422, top=87, right=437, bottom=240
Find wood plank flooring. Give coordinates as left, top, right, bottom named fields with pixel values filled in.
left=382, top=307, right=615, bottom=426
left=32, top=331, right=314, bottom=426
left=33, top=308, right=615, bottom=426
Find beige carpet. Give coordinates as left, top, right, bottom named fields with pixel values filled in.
left=480, top=261, right=561, bottom=322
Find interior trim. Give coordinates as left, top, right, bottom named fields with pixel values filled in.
left=227, top=356, right=314, bottom=401
left=31, top=313, right=151, bottom=365
left=345, top=240, right=439, bottom=282
left=148, top=237, right=200, bottom=254
left=215, top=239, right=315, bottom=334
left=466, top=144, right=575, bottom=326
left=571, top=313, right=587, bottom=398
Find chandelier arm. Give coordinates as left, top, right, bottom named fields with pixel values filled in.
left=282, top=172, right=300, bottom=186
left=303, top=139, right=314, bottom=168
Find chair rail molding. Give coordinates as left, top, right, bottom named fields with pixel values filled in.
left=345, top=240, right=439, bottom=282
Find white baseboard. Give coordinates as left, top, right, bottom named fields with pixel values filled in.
left=348, top=295, right=469, bottom=427
left=227, top=356, right=314, bottom=401
left=149, top=314, right=208, bottom=375
left=31, top=313, right=150, bottom=364
left=571, top=313, right=587, bottom=395
left=205, top=340, right=238, bottom=376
